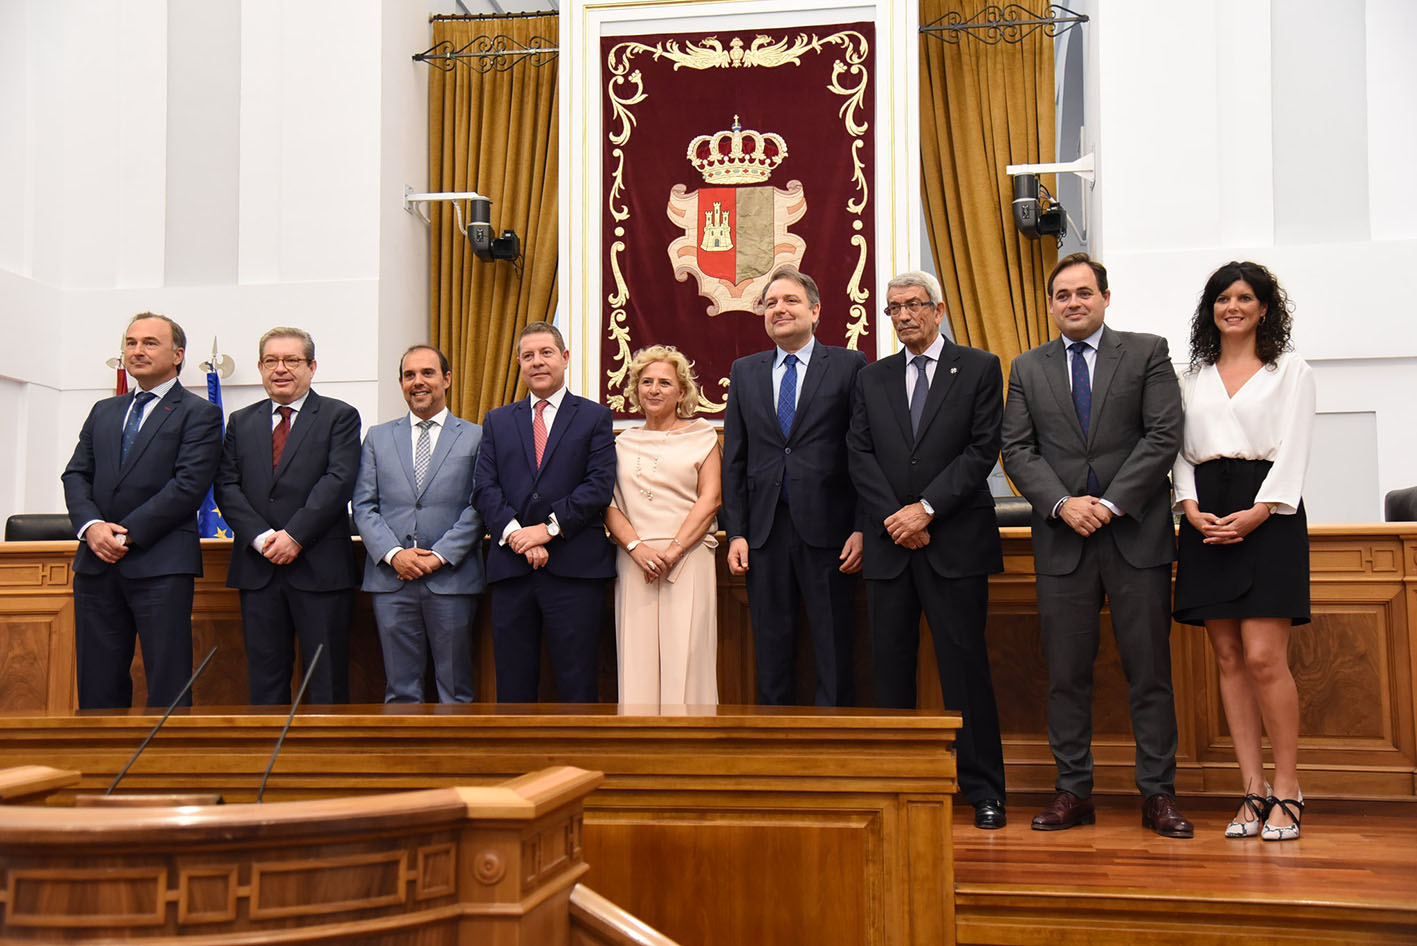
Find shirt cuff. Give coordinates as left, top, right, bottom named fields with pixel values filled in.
left=77, top=519, right=102, bottom=540
left=252, top=529, right=276, bottom=554
left=383, top=546, right=404, bottom=566
left=1097, top=498, right=1124, bottom=517
left=1050, top=497, right=1068, bottom=519
left=499, top=519, right=521, bottom=547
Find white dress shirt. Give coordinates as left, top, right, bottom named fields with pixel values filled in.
left=773, top=336, right=816, bottom=413
left=1172, top=351, right=1316, bottom=515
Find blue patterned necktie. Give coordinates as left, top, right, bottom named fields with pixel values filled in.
left=1069, top=342, right=1101, bottom=496
left=777, top=353, right=798, bottom=439
left=909, top=354, right=931, bottom=435
left=120, top=391, right=156, bottom=463
left=413, top=419, right=434, bottom=492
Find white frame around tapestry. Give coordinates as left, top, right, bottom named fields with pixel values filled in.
left=559, top=0, right=923, bottom=404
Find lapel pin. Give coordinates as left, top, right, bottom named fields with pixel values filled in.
left=950, top=367, right=958, bottom=374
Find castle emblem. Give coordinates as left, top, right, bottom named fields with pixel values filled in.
left=667, top=116, right=807, bottom=316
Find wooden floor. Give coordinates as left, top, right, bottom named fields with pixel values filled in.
left=952, top=794, right=1417, bottom=945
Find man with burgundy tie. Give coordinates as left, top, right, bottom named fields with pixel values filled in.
left=63, top=312, right=223, bottom=709
left=214, top=327, right=362, bottom=705
left=721, top=266, right=865, bottom=706
left=1001, top=253, right=1191, bottom=838
left=472, top=321, right=616, bottom=702
left=847, top=270, right=1008, bottom=830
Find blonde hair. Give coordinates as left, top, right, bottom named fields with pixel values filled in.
left=625, top=346, right=700, bottom=418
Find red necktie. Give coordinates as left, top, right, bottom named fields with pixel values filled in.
left=533, top=400, right=548, bottom=468
left=272, top=405, right=293, bottom=469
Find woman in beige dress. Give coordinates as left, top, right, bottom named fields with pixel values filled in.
left=604, top=346, right=722, bottom=706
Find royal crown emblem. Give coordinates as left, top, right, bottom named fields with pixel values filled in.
left=687, top=115, right=788, bottom=186
left=668, top=115, right=806, bottom=316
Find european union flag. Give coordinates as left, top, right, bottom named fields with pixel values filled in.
left=198, top=366, right=232, bottom=539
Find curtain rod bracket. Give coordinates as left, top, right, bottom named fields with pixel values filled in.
left=412, top=35, right=558, bottom=72
left=921, top=4, right=1088, bottom=44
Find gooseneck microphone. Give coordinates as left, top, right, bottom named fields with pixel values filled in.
left=256, top=643, right=324, bottom=803
left=106, top=646, right=218, bottom=795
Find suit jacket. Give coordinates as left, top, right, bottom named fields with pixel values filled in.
left=62, top=382, right=223, bottom=578
left=472, top=392, right=616, bottom=584
left=214, top=389, right=362, bottom=592
left=352, top=413, right=485, bottom=595
left=1000, top=327, right=1182, bottom=576
left=721, top=343, right=867, bottom=548
left=847, top=339, right=1004, bottom=581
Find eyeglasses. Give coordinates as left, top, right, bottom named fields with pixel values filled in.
left=260, top=356, right=308, bottom=370
left=883, top=300, right=932, bottom=317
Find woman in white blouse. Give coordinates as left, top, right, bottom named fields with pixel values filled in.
left=1172, top=260, right=1315, bottom=842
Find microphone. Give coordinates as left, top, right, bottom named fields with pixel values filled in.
left=106, top=646, right=218, bottom=795
left=256, top=643, right=324, bottom=803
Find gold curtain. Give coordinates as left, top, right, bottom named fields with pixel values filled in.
left=918, top=1, right=1057, bottom=377
left=428, top=15, right=559, bottom=422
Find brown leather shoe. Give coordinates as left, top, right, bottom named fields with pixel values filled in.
left=1142, top=794, right=1195, bottom=838
left=1031, top=791, right=1096, bottom=831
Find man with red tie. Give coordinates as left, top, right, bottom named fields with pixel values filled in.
left=214, top=327, right=362, bottom=705
left=472, top=321, right=617, bottom=702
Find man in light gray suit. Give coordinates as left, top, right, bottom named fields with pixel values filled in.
left=353, top=345, right=484, bottom=702
left=1002, top=253, right=1191, bottom=838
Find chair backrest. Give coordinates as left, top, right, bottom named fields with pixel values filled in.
left=4, top=514, right=76, bottom=542
left=1384, top=486, right=1417, bottom=522
left=993, top=495, right=1033, bottom=527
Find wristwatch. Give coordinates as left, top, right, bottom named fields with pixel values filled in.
left=545, top=518, right=561, bottom=538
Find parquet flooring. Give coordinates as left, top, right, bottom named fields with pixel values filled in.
left=952, top=795, right=1417, bottom=945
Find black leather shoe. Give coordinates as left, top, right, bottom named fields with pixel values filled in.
left=973, top=799, right=1007, bottom=830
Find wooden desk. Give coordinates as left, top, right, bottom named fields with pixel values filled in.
left=2, top=524, right=1414, bottom=799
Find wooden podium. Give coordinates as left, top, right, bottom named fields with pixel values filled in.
left=0, top=765, right=676, bottom=945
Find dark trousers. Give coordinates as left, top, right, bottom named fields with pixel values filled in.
left=866, top=557, right=1005, bottom=804
left=490, top=572, right=605, bottom=703
left=1036, top=530, right=1178, bottom=798
left=746, top=505, right=857, bottom=706
left=239, top=572, right=351, bottom=705
left=371, top=583, right=479, bottom=703
left=73, top=570, right=194, bottom=710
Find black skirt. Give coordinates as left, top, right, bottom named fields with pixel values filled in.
left=1173, top=458, right=1310, bottom=626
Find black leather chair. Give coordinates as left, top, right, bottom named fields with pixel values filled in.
left=4, top=514, right=76, bottom=541
left=993, top=495, right=1033, bottom=527
left=1385, top=486, right=1417, bottom=522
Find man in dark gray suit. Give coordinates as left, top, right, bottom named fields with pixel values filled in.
left=1001, top=253, right=1191, bottom=837
left=353, top=345, right=484, bottom=702
left=721, top=266, right=866, bottom=706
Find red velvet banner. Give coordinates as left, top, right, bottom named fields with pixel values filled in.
left=600, top=24, right=877, bottom=419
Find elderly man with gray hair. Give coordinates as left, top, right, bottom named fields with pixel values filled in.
left=847, top=270, right=1008, bottom=830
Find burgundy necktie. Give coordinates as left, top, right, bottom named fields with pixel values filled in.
left=533, top=400, right=548, bottom=468
left=272, top=405, right=293, bottom=470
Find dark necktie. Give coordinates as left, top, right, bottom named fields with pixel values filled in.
left=272, top=405, right=294, bottom=470
left=777, top=353, right=798, bottom=439
left=909, top=354, right=931, bottom=435
left=120, top=391, right=156, bottom=463
left=414, top=419, right=434, bottom=491
left=1069, top=342, right=1101, bottom=496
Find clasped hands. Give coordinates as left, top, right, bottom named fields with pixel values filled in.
left=1058, top=496, right=1113, bottom=537
left=885, top=502, right=932, bottom=550
left=629, top=540, right=681, bottom=584
left=260, top=530, right=303, bottom=565
left=85, top=521, right=129, bottom=563
left=391, top=547, right=445, bottom=580
left=1183, top=501, right=1270, bottom=545
left=508, top=523, right=552, bottom=568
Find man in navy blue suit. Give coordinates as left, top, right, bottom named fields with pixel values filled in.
left=63, top=312, right=223, bottom=709
left=214, top=327, right=362, bottom=705
left=721, top=267, right=866, bottom=706
left=473, top=321, right=616, bottom=703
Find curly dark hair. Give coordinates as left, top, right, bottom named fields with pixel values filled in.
left=1188, top=260, right=1294, bottom=367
